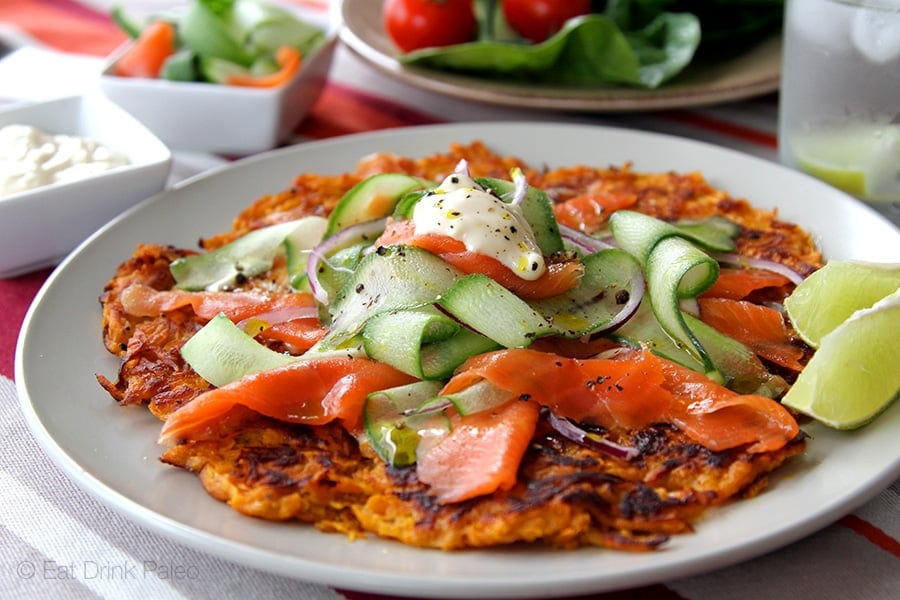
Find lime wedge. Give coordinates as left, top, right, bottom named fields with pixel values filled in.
left=785, top=260, right=900, bottom=348
left=790, top=124, right=900, bottom=202
left=782, top=289, right=900, bottom=429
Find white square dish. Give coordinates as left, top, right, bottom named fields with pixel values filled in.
left=0, top=94, right=172, bottom=278
left=98, top=21, right=338, bottom=155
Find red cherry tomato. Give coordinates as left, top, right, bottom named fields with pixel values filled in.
left=383, top=0, right=478, bottom=53
left=501, top=0, right=592, bottom=43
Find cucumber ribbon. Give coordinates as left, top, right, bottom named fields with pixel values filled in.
left=180, top=313, right=365, bottom=387
left=170, top=216, right=327, bottom=291
left=609, top=210, right=738, bottom=382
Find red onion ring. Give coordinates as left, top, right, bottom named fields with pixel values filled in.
left=679, top=298, right=700, bottom=317
left=713, top=252, right=806, bottom=286
left=597, top=269, right=645, bottom=337
left=401, top=398, right=452, bottom=417
left=559, top=224, right=616, bottom=254
left=306, top=217, right=388, bottom=305
left=509, top=167, right=528, bottom=206
left=555, top=223, right=645, bottom=337
left=545, top=409, right=639, bottom=461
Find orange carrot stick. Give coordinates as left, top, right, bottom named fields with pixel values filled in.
left=113, top=20, right=177, bottom=79
left=226, top=46, right=302, bottom=88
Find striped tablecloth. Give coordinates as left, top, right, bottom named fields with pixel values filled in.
left=1, top=2, right=897, bottom=599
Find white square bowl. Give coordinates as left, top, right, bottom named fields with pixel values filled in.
left=98, top=23, right=338, bottom=155
left=0, top=94, right=172, bottom=278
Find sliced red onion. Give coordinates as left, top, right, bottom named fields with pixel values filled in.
left=559, top=224, right=616, bottom=254
left=597, top=271, right=644, bottom=336
left=454, top=158, right=470, bottom=176
left=306, top=217, right=388, bottom=305
left=594, top=346, right=634, bottom=359
left=713, top=252, right=805, bottom=286
left=545, top=409, right=640, bottom=461
left=554, top=227, right=646, bottom=338
left=509, top=167, right=528, bottom=206
left=401, top=398, right=452, bottom=417
left=679, top=298, right=700, bottom=317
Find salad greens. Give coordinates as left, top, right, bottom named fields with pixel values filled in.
left=399, top=0, right=783, bottom=89
left=112, top=0, right=326, bottom=84
left=606, top=0, right=785, bottom=57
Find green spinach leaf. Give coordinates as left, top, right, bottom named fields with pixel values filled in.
left=399, top=12, right=700, bottom=89
left=397, top=0, right=781, bottom=89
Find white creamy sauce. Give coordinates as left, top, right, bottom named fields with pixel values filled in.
left=412, top=173, right=546, bottom=280
left=0, top=124, right=130, bottom=197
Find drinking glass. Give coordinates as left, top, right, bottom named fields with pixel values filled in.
left=778, top=0, right=900, bottom=218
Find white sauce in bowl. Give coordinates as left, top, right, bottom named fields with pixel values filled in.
left=0, top=124, right=130, bottom=198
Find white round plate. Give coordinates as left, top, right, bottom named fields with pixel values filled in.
left=16, top=123, right=900, bottom=599
left=339, top=0, right=782, bottom=112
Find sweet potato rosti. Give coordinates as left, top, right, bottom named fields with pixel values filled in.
left=97, top=142, right=815, bottom=551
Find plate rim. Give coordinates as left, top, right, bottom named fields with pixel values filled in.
left=15, top=121, right=900, bottom=599
left=338, top=0, right=782, bottom=113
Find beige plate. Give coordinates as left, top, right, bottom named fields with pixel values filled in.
left=339, top=0, right=782, bottom=112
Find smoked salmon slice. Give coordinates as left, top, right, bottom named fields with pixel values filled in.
left=656, top=357, right=799, bottom=453
left=442, top=347, right=799, bottom=454
left=700, top=267, right=792, bottom=301
left=375, top=219, right=582, bottom=300
left=552, top=189, right=638, bottom=234
left=698, top=297, right=806, bottom=371
left=254, top=319, right=327, bottom=352
left=120, top=282, right=317, bottom=323
left=441, top=347, right=671, bottom=429
left=158, top=358, right=416, bottom=445
left=416, top=398, right=540, bottom=504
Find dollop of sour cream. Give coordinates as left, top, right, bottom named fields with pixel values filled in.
left=412, top=172, right=546, bottom=280
left=0, top=124, right=130, bottom=198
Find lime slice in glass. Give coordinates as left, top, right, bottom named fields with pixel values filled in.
left=785, top=260, right=900, bottom=348
left=790, top=124, right=900, bottom=202
left=782, top=289, right=900, bottom=430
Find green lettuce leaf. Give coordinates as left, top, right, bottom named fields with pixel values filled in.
left=398, top=12, right=700, bottom=89
left=606, top=0, right=784, bottom=58
left=397, top=0, right=783, bottom=89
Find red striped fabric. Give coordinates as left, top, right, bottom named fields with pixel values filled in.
left=0, top=268, right=51, bottom=379
left=840, top=515, right=900, bottom=557
left=340, top=584, right=688, bottom=600
left=662, top=109, right=778, bottom=149
left=299, top=82, right=444, bottom=139
left=0, top=0, right=124, bottom=55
